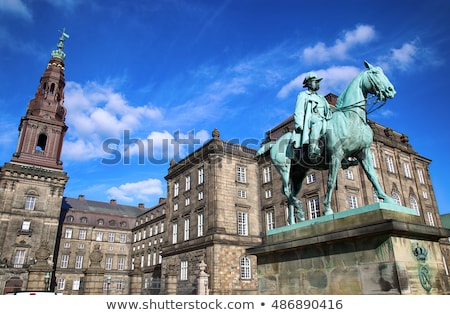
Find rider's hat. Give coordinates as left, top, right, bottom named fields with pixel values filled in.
left=303, top=72, right=323, bottom=87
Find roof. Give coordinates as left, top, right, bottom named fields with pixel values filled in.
left=441, top=214, right=450, bottom=229
left=62, top=197, right=146, bottom=217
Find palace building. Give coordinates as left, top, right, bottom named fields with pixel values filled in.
left=0, top=34, right=448, bottom=295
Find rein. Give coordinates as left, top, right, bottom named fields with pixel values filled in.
left=332, top=70, right=387, bottom=116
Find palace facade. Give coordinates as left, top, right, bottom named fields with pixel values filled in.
left=0, top=35, right=448, bottom=295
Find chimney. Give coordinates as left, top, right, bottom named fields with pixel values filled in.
left=159, top=197, right=166, bottom=204
left=138, top=203, right=145, bottom=209
left=78, top=194, right=85, bottom=200
left=110, top=199, right=117, bottom=205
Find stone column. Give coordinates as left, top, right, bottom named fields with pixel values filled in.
left=164, top=265, right=177, bottom=295
left=27, top=241, right=53, bottom=291
left=129, top=256, right=142, bottom=295
left=83, top=244, right=105, bottom=295
left=197, top=260, right=209, bottom=295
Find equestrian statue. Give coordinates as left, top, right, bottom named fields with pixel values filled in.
left=256, top=61, right=396, bottom=225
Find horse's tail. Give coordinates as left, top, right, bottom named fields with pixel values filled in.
left=255, top=141, right=274, bottom=157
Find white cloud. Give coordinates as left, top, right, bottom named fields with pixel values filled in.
left=303, top=25, right=376, bottom=63
left=107, top=178, right=163, bottom=203
left=0, top=0, right=32, bottom=20
left=277, top=65, right=361, bottom=99
left=63, top=81, right=163, bottom=161
left=390, top=42, right=417, bottom=70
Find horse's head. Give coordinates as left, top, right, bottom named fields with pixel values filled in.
left=363, top=61, right=396, bottom=102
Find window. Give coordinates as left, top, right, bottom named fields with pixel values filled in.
left=185, top=197, right=190, bottom=206
left=96, top=232, right=103, bottom=241
left=118, top=257, right=125, bottom=270
left=78, top=243, right=85, bottom=249
left=240, top=256, right=251, bottom=280
left=263, top=166, right=272, bottom=183
left=21, top=220, right=31, bottom=232
left=423, top=191, right=428, bottom=199
left=181, top=261, right=188, bottom=281
left=409, top=196, right=419, bottom=214
left=60, top=255, right=69, bottom=268
left=198, top=213, right=204, bottom=237
left=75, top=255, right=83, bottom=269
left=80, top=217, right=88, bottom=223
left=72, top=279, right=80, bottom=290
left=79, top=230, right=87, bottom=240
left=371, top=150, right=378, bottom=168
left=403, top=162, right=412, bottom=178
left=266, top=211, right=275, bottom=230
left=57, top=278, right=65, bottom=290
left=64, top=228, right=72, bottom=239
left=160, top=222, right=164, bottom=233
left=237, top=189, right=247, bottom=198
left=308, top=198, right=321, bottom=219
left=238, top=212, right=248, bottom=236
left=345, top=170, right=354, bottom=180
left=66, top=216, right=74, bottom=222
left=236, top=166, right=247, bottom=183
left=427, top=212, right=435, bottom=226
left=116, top=279, right=124, bottom=291
left=105, top=257, right=113, bottom=270
left=174, top=203, right=178, bottom=211
left=349, top=195, right=358, bottom=209
left=185, top=175, right=191, bottom=191
left=386, top=155, right=395, bottom=173
left=119, top=234, right=127, bottom=243
left=265, top=189, right=272, bottom=199
left=417, top=169, right=425, bottom=184
left=392, top=192, right=402, bottom=205
left=184, top=218, right=190, bottom=241
left=13, top=250, right=25, bottom=268
left=25, top=196, right=36, bottom=210
left=174, top=182, right=179, bottom=197
left=198, top=191, right=204, bottom=200
left=63, top=242, right=70, bottom=248
left=172, top=223, right=178, bottom=244
left=373, top=188, right=381, bottom=203
left=306, top=173, right=316, bottom=184
left=198, top=167, right=204, bottom=185
left=98, top=219, right=104, bottom=225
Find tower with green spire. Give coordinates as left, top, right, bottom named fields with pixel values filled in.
left=0, top=29, right=70, bottom=293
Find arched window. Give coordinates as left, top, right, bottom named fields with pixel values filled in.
left=392, top=192, right=402, bottom=205
left=66, top=216, right=74, bottom=223
left=409, top=196, right=420, bottom=214
left=50, top=83, right=55, bottom=94
left=36, top=133, right=47, bottom=151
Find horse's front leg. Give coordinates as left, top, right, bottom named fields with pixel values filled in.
left=323, top=154, right=341, bottom=215
left=359, top=148, right=395, bottom=204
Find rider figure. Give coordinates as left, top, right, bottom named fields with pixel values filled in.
left=292, top=72, right=332, bottom=159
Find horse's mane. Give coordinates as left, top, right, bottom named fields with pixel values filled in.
left=334, top=70, right=365, bottom=109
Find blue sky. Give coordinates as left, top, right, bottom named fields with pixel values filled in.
left=1, top=0, right=449, bottom=214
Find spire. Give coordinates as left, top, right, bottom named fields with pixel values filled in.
left=51, top=28, right=70, bottom=60
left=10, top=28, right=70, bottom=170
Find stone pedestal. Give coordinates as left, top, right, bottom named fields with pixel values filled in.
left=247, top=203, right=450, bottom=295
